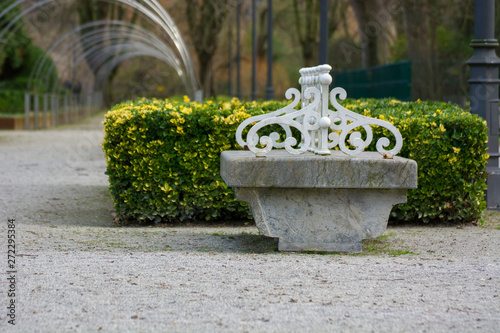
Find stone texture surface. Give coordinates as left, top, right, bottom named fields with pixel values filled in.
left=236, top=188, right=407, bottom=252
left=221, top=150, right=417, bottom=189
left=221, top=150, right=418, bottom=252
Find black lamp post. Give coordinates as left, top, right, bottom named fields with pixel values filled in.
left=467, top=0, right=500, bottom=209
left=251, top=0, right=257, bottom=100
left=228, top=17, right=233, bottom=97
left=236, top=0, right=242, bottom=99
left=265, top=0, right=274, bottom=100
left=319, top=0, right=328, bottom=64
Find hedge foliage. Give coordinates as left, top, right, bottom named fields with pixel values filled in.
left=344, top=98, right=488, bottom=223
left=103, top=96, right=488, bottom=224
left=0, top=89, right=25, bottom=114
left=103, top=97, right=280, bottom=222
left=0, top=75, right=57, bottom=115
left=0, top=77, right=51, bottom=114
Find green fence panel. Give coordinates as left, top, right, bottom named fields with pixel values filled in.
left=333, top=60, right=412, bottom=101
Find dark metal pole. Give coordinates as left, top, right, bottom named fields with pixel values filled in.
left=236, top=0, right=242, bottom=99
left=265, top=0, right=274, bottom=100
left=24, top=92, right=30, bottom=130
left=34, top=93, right=39, bottom=130
left=251, top=0, right=257, bottom=100
left=319, top=0, right=328, bottom=64
left=228, top=15, right=233, bottom=97
left=467, top=0, right=500, bottom=209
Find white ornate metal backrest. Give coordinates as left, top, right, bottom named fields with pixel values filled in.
left=235, top=64, right=403, bottom=157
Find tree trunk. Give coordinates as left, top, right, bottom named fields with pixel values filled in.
left=402, top=0, right=437, bottom=100
left=348, top=0, right=384, bottom=67
left=186, top=0, right=231, bottom=98
left=292, top=0, right=319, bottom=67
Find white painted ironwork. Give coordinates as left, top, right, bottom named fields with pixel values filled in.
left=236, top=64, right=403, bottom=157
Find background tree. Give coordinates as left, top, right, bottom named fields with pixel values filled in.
left=185, top=0, right=232, bottom=98
left=0, top=0, right=57, bottom=92
left=400, top=0, right=438, bottom=100
left=348, top=0, right=399, bottom=67
left=0, top=1, right=37, bottom=82
left=76, top=0, right=139, bottom=104
left=397, top=0, right=475, bottom=101
left=291, top=0, right=349, bottom=67
left=2, top=0, right=496, bottom=104
left=348, top=0, right=380, bottom=67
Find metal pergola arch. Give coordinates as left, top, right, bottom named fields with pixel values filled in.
left=53, top=41, right=185, bottom=95
left=93, top=51, right=181, bottom=93
left=0, top=0, right=200, bottom=98
left=30, top=21, right=185, bottom=95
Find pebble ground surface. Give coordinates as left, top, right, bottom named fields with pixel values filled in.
left=0, top=112, right=499, bottom=332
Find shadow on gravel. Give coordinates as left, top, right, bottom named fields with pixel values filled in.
left=13, top=184, right=115, bottom=228
left=208, top=233, right=280, bottom=253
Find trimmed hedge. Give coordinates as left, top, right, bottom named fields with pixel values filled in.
left=103, top=97, right=488, bottom=224
left=344, top=98, right=488, bottom=223
left=103, top=97, right=281, bottom=222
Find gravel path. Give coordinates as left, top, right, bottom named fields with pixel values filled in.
left=0, top=112, right=499, bottom=332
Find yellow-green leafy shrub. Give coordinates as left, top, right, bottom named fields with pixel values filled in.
left=102, top=97, right=285, bottom=222
left=345, top=98, right=488, bottom=223
left=103, top=97, right=488, bottom=224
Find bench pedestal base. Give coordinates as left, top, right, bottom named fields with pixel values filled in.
left=236, top=187, right=407, bottom=252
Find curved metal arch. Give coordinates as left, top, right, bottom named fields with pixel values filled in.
left=46, top=42, right=181, bottom=95
left=75, top=27, right=183, bottom=72
left=70, top=43, right=182, bottom=88
left=0, top=0, right=71, bottom=42
left=37, top=27, right=185, bottom=94
left=78, top=51, right=174, bottom=91
left=36, top=28, right=174, bottom=77
left=44, top=38, right=185, bottom=95
left=82, top=42, right=179, bottom=73
left=27, top=20, right=148, bottom=90
left=93, top=50, right=185, bottom=93
left=48, top=48, right=180, bottom=96
left=30, top=21, right=182, bottom=86
left=1, top=0, right=200, bottom=96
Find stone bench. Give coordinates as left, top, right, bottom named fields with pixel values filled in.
left=221, top=64, right=418, bottom=252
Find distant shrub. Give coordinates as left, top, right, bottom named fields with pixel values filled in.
left=0, top=89, right=25, bottom=114
left=103, top=97, right=488, bottom=224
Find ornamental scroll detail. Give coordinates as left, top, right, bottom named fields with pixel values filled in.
left=235, top=64, right=403, bottom=158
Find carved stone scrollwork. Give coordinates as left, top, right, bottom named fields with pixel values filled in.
left=236, top=64, right=403, bottom=157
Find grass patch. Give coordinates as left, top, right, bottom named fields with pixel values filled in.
left=363, top=237, right=391, bottom=253
left=375, top=232, right=395, bottom=240
left=210, top=232, right=235, bottom=240
left=292, top=233, right=417, bottom=256
left=387, top=249, right=417, bottom=256
left=360, top=234, right=418, bottom=256
left=483, top=210, right=500, bottom=230
left=104, top=242, right=127, bottom=247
